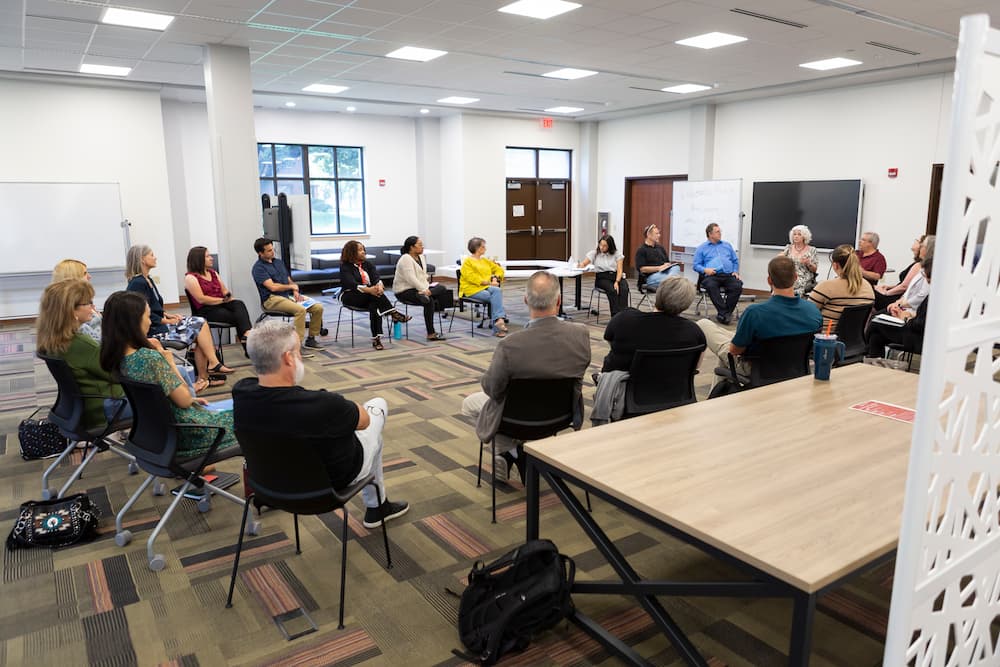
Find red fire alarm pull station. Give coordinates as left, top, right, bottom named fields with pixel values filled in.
left=888, top=168, right=898, bottom=178
left=541, top=117, right=553, bottom=129
left=378, top=178, right=386, bottom=187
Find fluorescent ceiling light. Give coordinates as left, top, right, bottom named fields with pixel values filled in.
left=799, top=57, right=863, bottom=70
left=386, top=46, right=447, bottom=62
left=542, top=68, right=597, bottom=80
left=80, top=63, right=131, bottom=77
left=662, top=83, right=712, bottom=94
left=346, top=106, right=356, bottom=112
left=101, top=7, right=174, bottom=31
left=419, top=108, right=430, bottom=114
left=302, top=83, right=349, bottom=94
left=675, top=32, right=747, bottom=49
left=545, top=106, right=584, bottom=113
left=284, top=101, right=296, bottom=107
left=498, top=0, right=581, bottom=20
left=437, top=96, right=479, bottom=104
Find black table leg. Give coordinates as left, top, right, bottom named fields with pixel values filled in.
left=574, top=273, right=582, bottom=310
left=788, top=591, right=816, bottom=666
left=525, top=455, right=540, bottom=541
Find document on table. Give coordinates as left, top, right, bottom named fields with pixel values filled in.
left=850, top=400, right=915, bottom=423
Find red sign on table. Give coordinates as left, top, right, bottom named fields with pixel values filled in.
left=850, top=400, right=916, bottom=423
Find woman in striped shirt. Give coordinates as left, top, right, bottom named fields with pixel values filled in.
left=808, top=245, right=874, bottom=326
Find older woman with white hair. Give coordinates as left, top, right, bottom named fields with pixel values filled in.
left=780, top=224, right=818, bottom=296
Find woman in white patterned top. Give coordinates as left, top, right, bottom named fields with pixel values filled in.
left=780, top=225, right=818, bottom=297
left=577, top=235, right=629, bottom=316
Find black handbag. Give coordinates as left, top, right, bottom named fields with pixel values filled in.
left=18, top=408, right=69, bottom=460
left=6, top=494, right=101, bottom=550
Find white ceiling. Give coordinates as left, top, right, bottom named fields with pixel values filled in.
left=0, top=0, right=992, bottom=120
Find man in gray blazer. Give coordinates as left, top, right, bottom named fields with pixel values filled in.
left=462, top=271, right=591, bottom=482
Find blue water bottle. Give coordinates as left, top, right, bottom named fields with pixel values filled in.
left=392, top=321, right=402, bottom=340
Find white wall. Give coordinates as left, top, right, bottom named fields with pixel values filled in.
left=713, top=74, right=953, bottom=290
left=0, top=78, right=179, bottom=312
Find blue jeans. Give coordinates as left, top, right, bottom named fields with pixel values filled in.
left=466, top=287, right=506, bottom=332
left=103, top=398, right=133, bottom=423
left=644, top=265, right=682, bottom=289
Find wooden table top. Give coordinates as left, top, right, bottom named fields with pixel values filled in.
left=525, top=363, right=923, bottom=593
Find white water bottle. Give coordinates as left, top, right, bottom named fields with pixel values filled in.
left=567, top=255, right=576, bottom=268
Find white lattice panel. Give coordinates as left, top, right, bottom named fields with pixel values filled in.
left=885, top=14, right=1000, bottom=667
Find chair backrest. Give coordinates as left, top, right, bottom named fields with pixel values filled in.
left=37, top=352, right=87, bottom=439
left=743, top=332, right=815, bottom=386
left=118, top=376, right=182, bottom=472
left=625, top=345, right=706, bottom=415
left=234, top=428, right=342, bottom=515
left=498, top=377, right=577, bottom=441
left=184, top=289, right=202, bottom=317
left=834, top=304, right=872, bottom=363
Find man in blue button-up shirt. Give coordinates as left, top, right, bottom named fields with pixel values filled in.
left=693, top=223, right=743, bottom=324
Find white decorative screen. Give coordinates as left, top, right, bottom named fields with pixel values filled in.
left=885, top=14, right=1000, bottom=667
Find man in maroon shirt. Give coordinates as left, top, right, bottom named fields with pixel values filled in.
left=856, top=231, right=886, bottom=286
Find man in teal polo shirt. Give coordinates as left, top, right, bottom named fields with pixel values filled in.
left=697, top=256, right=822, bottom=378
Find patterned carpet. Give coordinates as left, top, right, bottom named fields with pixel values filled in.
left=0, top=278, right=892, bottom=666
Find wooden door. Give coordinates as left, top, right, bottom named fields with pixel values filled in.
left=506, top=180, right=537, bottom=260
left=537, top=179, right=570, bottom=259
left=624, top=175, right=687, bottom=273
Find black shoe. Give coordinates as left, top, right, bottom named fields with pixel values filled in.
left=362, top=500, right=410, bottom=528
left=303, top=336, right=323, bottom=350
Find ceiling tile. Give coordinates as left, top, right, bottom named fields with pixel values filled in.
left=263, top=0, right=347, bottom=21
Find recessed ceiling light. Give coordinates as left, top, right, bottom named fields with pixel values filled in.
left=545, top=106, right=584, bottom=113
left=799, top=57, right=863, bottom=70
left=346, top=106, right=356, bottom=112
left=101, top=7, right=174, bottom=30
left=386, top=46, right=447, bottom=62
left=80, top=63, right=131, bottom=77
left=419, top=108, right=430, bottom=114
left=302, top=83, right=349, bottom=94
left=662, top=83, right=712, bottom=94
left=437, top=96, right=479, bottom=105
left=542, top=68, right=597, bottom=80
left=285, top=101, right=296, bottom=107
left=675, top=32, right=747, bottom=49
left=498, top=0, right=581, bottom=20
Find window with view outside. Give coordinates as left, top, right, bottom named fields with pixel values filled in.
left=258, top=142, right=366, bottom=235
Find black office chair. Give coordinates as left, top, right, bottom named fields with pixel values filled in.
left=694, top=273, right=753, bottom=319
left=225, top=429, right=393, bottom=631
left=115, top=377, right=252, bottom=571
left=834, top=304, right=873, bottom=366
left=335, top=289, right=393, bottom=347
left=886, top=342, right=918, bottom=372
left=37, top=353, right=136, bottom=500
left=477, top=377, right=589, bottom=523
left=395, top=291, right=453, bottom=340
left=624, top=344, right=706, bottom=417
left=634, top=272, right=658, bottom=311
left=711, top=332, right=814, bottom=396
left=185, top=289, right=234, bottom=365
left=451, top=268, right=493, bottom=336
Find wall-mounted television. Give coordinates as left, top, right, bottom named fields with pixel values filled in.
left=749, top=179, right=864, bottom=250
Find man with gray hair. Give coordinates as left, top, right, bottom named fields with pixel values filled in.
left=856, top=231, right=886, bottom=285
left=462, top=271, right=591, bottom=481
left=232, top=320, right=409, bottom=528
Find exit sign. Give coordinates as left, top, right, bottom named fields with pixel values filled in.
left=540, top=117, right=554, bottom=129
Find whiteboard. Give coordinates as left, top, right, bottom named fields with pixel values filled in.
left=671, top=179, right=742, bottom=248
left=2, top=182, right=126, bottom=274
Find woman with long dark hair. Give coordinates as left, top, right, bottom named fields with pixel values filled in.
left=100, top=291, right=238, bottom=457
left=578, top=235, right=629, bottom=316
left=392, top=236, right=450, bottom=341
left=340, top=240, right=409, bottom=350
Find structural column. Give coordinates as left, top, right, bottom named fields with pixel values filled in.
left=203, top=44, right=262, bottom=320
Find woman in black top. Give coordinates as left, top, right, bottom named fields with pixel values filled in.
left=866, top=256, right=931, bottom=360
left=339, top=240, right=409, bottom=350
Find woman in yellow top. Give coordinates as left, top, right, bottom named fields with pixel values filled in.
left=459, top=237, right=508, bottom=337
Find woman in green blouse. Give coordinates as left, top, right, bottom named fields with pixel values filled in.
left=36, top=279, right=128, bottom=428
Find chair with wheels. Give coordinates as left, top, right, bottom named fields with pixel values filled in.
left=225, top=428, right=393, bottom=631
left=833, top=304, right=873, bottom=366
left=185, top=289, right=235, bottom=365
left=711, top=332, right=814, bottom=396
left=115, top=377, right=253, bottom=571
left=37, top=353, right=136, bottom=500
left=450, top=268, right=492, bottom=336
left=477, top=377, right=590, bottom=523
left=623, top=344, right=706, bottom=417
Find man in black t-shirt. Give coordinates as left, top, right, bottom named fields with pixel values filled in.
left=232, top=321, right=408, bottom=528
left=635, top=224, right=681, bottom=291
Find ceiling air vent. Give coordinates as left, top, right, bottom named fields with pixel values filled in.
left=730, top=8, right=807, bottom=29
left=866, top=41, right=920, bottom=56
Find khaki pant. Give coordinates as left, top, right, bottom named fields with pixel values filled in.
left=696, top=318, right=751, bottom=382
left=262, top=295, right=324, bottom=343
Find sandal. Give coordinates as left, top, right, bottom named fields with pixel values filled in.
left=193, top=378, right=210, bottom=394
left=495, top=319, right=508, bottom=333
left=494, top=330, right=506, bottom=338
left=390, top=310, right=412, bottom=324
left=426, top=332, right=446, bottom=341
left=372, top=336, right=385, bottom=351
left=209, top=362, right=235, bottom=374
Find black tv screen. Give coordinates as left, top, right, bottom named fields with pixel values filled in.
left=749, top=179, right=863, bottom=250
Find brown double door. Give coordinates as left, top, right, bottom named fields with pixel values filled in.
left=624, top=175, right=686, bottom=273
left=506, top=179, right=570, bottom=260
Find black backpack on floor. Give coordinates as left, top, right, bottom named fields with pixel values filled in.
left=456, top=539, right=575, bottom=665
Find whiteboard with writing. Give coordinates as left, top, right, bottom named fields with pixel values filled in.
left=671, top=179, right=742, bottom=248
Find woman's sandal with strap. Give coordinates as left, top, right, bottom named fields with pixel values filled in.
left=372, top=336, right=385, bottom=351
left=208, top=362, right=235, bottom=374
